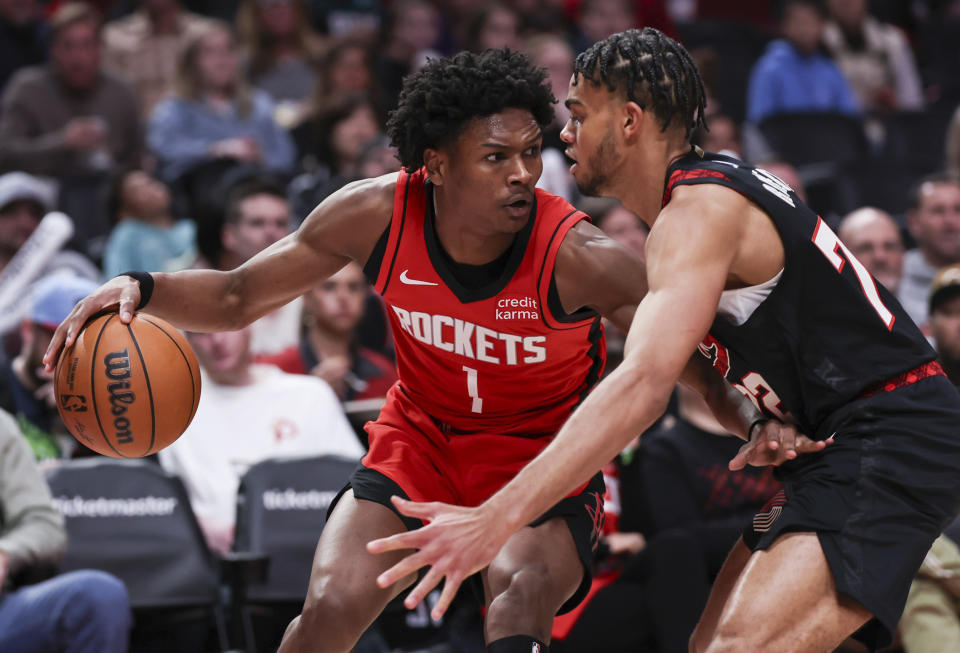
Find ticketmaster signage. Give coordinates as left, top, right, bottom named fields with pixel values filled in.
left=52, top=495, right=178, bottom=518
left=262, top=488, right=337, bottom=511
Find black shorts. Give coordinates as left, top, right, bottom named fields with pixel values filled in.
left=334, top=465, right=606, bottom=615
left=743, top=374, right=960, bottom=650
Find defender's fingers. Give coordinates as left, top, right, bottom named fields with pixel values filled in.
left=367, top=528, right=425, bottom=555
left=728, top=443, right=753, bottom=471
left=390, top=495, right=443, bottom=520
left=431, top=573, right=464, bottom=621
left=376, top=550, right=429, bottom=589
left=403, top=565, right=445, bottom=611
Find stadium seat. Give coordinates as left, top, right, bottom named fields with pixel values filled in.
left=45, top=458, right=227, bottom=652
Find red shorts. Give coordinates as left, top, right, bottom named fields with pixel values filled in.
left=362, top=383, right=587, bottom=506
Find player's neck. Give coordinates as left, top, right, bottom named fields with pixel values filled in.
left=432, top=191, right=517, bottom=265
left=617, top=140, right=691, bottom=227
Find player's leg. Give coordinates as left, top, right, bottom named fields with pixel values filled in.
left=689, top=537, right=752, bottom=652
left=278, top=490, right=416, bottom=653
left=482, top=517, right=583, bottom=649
left=694, top=532, right=872, bottom=653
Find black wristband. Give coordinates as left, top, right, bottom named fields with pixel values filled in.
left=748, top=417, right=770, bottom=440
left=119, top=271, right=154, bottom=310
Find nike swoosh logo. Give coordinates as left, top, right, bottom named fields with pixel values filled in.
left=400, top=269, right=439, bottom=286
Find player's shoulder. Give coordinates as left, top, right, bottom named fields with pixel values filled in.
left=534, top=188, right=583, bottom=221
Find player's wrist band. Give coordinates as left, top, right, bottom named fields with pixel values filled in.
left=119, top=271, right=154, bottom=310
left=748, top=417, right=770, bottom=440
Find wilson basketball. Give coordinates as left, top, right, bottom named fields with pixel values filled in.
left=54, top=312, right=202, bottom=458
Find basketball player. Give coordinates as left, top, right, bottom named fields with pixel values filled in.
left=366, top=30, right=960, bottom=653
left=43, top=49, right=823, bottom=652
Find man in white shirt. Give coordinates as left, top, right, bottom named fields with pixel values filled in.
left=158, top=326, right=363, bottom=553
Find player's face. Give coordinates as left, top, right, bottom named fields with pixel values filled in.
left=560, top=75, right=624, bottom=198
left=931, top=294, right=960, bottom=362
left=187, top=329, right=252, bottom=381
left=911, top=182, right=960, bottom=265
left=843, top=218, right=904, bottom=292
left=305, top=262, right=367, bottom=335
left=434, top=108, right=543, bottom=233
left=224, top=194, right=291, bottom=262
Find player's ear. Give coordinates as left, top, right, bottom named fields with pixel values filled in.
left=622, top=101, right=644, bottom=140
left=423, top=148, right=445, bottom=187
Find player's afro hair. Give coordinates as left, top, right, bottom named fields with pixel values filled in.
left=387, top=49, right=556, bottom=172
left=574, top=28, right=706, bottom=138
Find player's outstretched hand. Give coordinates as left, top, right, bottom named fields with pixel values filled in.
left=728, top=420, right=832, bottom=471
left=41, top=275, right=142, bottom=374
left=367, top=496, right=513, bottom=621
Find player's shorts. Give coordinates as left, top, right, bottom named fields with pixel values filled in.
left=743, top=364, right=960, bottom=650
left=332, top=384, right=606, bottom=614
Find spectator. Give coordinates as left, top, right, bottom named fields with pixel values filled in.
left=0, top=407, right=132, bottom=653
left=5, top=275, right=100, bottom=459
left=258, top=261, right=397, bottom=401
left=838, top=206, right=905, bottom=293
left=101, top=169, right=197, bottom=278
left=219, top=178, right=304, bottom=356
left=928, top=263, right=960, bottom=387
left=157, top=325, right=363, bottom=553
left=101, top=0, right=214, bottom=119
left=822, top=0, right=924, bottom=112
left=0, top=3, right=142, bottom=252
left=570, top=0, right=636, bottom=54
left=945, top=104, right=960, bottom=178
left=746, top=0, right=859, bottom=124
left=463, top=4, right=520, bottom=54
left=235, top=0, right=324, bottom=127
left=694, top=113, right=742, bottom=159
left=313, top=37, right=376, bottom=112
left=373, top=0, right=439, bottom=113
left=0, top=0, right=47, bottom=94
left=900, top=534, right=960, bottom=653
left=524, top=34, right=577, bottom=202
left=291, top=94, right=381, bottom=179
left=0, top=173, right=100, bottom=342
left=898, top=174, right=960, bottom=332
left=147, top=20, right=295, bottom=185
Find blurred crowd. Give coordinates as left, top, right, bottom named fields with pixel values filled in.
left=2, top=0, right=960, bottom=651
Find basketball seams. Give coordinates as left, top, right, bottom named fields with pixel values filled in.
left=140, top=316, right=198, bottom=433
left=126, top=322, right=157, bottom=456
left=90, top=314, right=127, bottom=457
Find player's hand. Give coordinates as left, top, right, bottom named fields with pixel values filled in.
left=728, top=420, right=832, bottom=471
left=367, top=496, right=513, bottom=621
left=41, top=276, right=142, bottom=374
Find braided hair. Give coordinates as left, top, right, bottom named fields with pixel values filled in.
left=387, top=49, right=556, bottom=172
left=573, top=28, right=707, bottom=137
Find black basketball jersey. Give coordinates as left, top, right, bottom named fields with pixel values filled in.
left=665, top=149, right=935, bottom=437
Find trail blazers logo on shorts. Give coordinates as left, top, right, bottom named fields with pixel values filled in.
left=752, top=489, right=786, bottom=533
left=531, top=644, right=541, bottom=653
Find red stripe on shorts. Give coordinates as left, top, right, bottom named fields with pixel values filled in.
left=859, top=360, right=945, bottom=398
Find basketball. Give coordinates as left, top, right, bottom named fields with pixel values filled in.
left=54, top=312, right=202, bottom=458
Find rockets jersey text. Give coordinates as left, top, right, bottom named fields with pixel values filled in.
left=366, top=169, right=605, bottom=436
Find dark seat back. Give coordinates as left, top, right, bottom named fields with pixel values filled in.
left=46, top=458, right=220, bottom=609
left=234, top=454, right=357, bottom=602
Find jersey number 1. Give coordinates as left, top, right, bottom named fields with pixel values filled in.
left=811, top=217, right=895, bottom=330
left=462, top=366, right=483, bottom=413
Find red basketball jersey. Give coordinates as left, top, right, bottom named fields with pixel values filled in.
left=369, top=169, right=605, bottom=436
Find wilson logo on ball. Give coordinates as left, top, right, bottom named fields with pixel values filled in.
left=104, top=349, right=136, bottom=445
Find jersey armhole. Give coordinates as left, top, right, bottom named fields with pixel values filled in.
left=547, top=275, right=598, bottom=323
left=362, top=225, right=390, bottom=285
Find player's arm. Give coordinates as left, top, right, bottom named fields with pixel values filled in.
left=554, top=219, right=781, bottom=448
left=43, top=174, right=397, bottom=372
left=367, top=184, right=744, bottom=617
